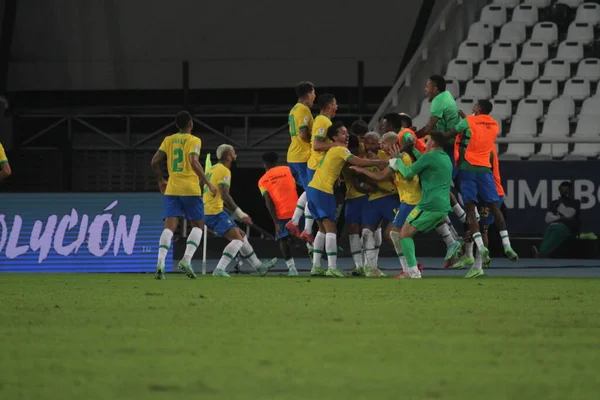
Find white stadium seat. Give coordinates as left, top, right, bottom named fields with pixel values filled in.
left=467, top=22, right=495, bottom=46
left=512, top=5, right=539, bottom=27
left=499, top=22, right=528, bottom=44
left=521, top=41, right=549, bottom=63
left=566, top=22, right=594, bottom=45
left=477, top=60, right=506, bottom=82
left=446, top=59, right=473, bottom=82
left=497, top=78, right=525, bottom=101
left=534, top=116, right=570, bottom=159
left=531, top=78, right=559, bottom=101
left=490, top=41, right=518, bottom=64
left=557, top=0, right=584, bottom=8
left=445, top=78, right=461, bottom=98
left=504, top=116, right=538, bottom=158
left=491, top=98, right=513, bottom=120
left=516, top=97, right=544, bottom=119
left=493, top=0, right=520, bottom=7
left=457, top=97, right=477, bottom=116
left=569, top=116, right=600, bottom=159
left=556, top=41, right=584, bottom=63
left=547, top=97, right=576, bottom=118
left=418, top=98, right=430, bottom=115
left=563, top=78, right=590, bottom=100
left=543, top=59, right=571, bottom=81
left=523, top=0, right=552, bottom=8
left=531, top=22, right=558, bottom=46
left=576, top=59, right=600, bottom=82
left=580, top=96, right=600, bottom=116
left=575, top=3, right=600, bottom=26
left=457, top=41, right=485, bottom=64
left=481, top=5, right=507, bottom=27
left=465, top=79, right=492, bottom=99
left=512, top=60, right=540, bottom=82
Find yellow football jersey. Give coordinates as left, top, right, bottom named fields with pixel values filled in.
left=308, top=146, right=353, bottom=194
left=158, top=133, right=202, bottom=196
left=342, top=167, right=367, bottom=200
left=203, top=163, right=231, bottom=215
left=287, top=103, right=313, bottom=163
left=394, top=153, right=422, bottom=206
left=307, top=114, right=332, bottom=170
left=0, top=142, right=7, bottom=165
left=368, top=150, right=397, bottom=201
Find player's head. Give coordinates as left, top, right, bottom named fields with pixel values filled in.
left=350, top=120, right=369, bottom=140
left=473, top=99, right=493, bottom=116
left=327, top=121, right=348, bottom=145
left=262, top=151, right=278, bottom=171
left=217, top=144, right=237, bottom=163
left=380, top=131, right=398, bottom=154
left=426, top=130, right=447, bottom=151
left=347, top=134, right=360, bottom=154
left=295, top=81, right=316, bottom=107
left=363, top=131, right=381, bottom=153
left=559, top=181, right=572, bottom=198
left=380, top=113, right=403, bottom=133
left=318, top=93, right=338, bottom=117
left=175, top=111, right=193, bottom=132
left=425, top=75, right=446, bottom=101
left=398, top=113, right=413, bottom=129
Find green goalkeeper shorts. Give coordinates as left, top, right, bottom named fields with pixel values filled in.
left=406, top=206, right=448, bottom=233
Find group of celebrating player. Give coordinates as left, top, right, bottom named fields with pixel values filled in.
left=151, top=74, right=518, bottom=279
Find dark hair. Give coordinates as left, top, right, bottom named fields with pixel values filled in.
left=429, top=75, right=446, bottom=92
left=262, top=151, right=278, bottom=165
left=559, top=181, right=572, bottom=189
left=348, top=134, right=360, bottom=153
left=382, top=113, right=404, bottom=131
left=318, top=93, right=336, bottom=110
left=175, top=111, right=192, bottom=131
left=477, top=99, right=493, bottom=115
left=327, top=121, right=345, bottom=141
left=429, top=130, right=447, bottom=148
left=398, top=113, right=413, bottom=129
left=295, top=81, right=315, bottom=98
left=350, top=120, right=369, bottom=136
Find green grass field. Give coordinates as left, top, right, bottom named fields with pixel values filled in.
left=1, top=274, right=599, bottom=400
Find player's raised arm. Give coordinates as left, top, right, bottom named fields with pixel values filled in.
left=150, top=149, right=168, bottom=193
left=0, top=143, right=11, bottom=181
left=346, top=153, right=388, bottom=169
left=313, top=135, right=336, bottom=152
left=189, top=152, right=216, bottom=196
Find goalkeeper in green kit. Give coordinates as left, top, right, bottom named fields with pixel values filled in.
left=388, top=131, right=453, bottom=279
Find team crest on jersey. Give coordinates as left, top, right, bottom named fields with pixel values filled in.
left=344, top=149, right=351, bottom=156
left=318, top=128, right=325, bottom=135
left=223, top=175, right=230, bottom=183
left=303, top=117, right=309, bottom=124
left=194, top=145, right=200, bottom=153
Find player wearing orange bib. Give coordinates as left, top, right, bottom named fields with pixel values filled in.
left=151, top=111, right=217, bottom=280
left=259, top=152, right=300, bottom=276
left=0, top=142, right=12, bottom=181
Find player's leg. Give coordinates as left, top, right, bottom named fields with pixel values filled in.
left=286, top=162, right=309, bottom=237
left=459, top=170, right=490, bottom=265
left=238, top=229, right=278, bottom=276
left=487, top=195, right=518, bottom=261
left=277, top=218, right=297, bottom=276
left=156, top=195, right=182, bottom=280
left=300, top=167, right=317, bottom=243
left=209, top=213, right=244, bottom=278
left=391, top=202, right=415, bottom=278
left=345, top=197, right=365, bottom=276
left=306, top=187, right=326, bottom=276
left=315, top=192, right=342, bottom=277
left=175, top=196, right=207, bottom=279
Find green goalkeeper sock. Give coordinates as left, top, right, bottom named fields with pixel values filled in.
left=400, top=237, right=417, bottom=267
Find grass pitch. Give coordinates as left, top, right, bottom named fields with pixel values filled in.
left=1, top=274, right=599, bottom=400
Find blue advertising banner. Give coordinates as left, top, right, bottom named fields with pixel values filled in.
left=0, top=193, right=167, bottom=272
left=500, top=161, right=600, bottom=235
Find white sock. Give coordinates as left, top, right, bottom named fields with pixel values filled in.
left=436, top=223, right=455, bottom=248
left=349, top=234, right=363, bottom=268
left=444, top=216, right=459, bottom=240
left=362, top=229, right=377, bottom=267
left=285, top=258, right=296, bottom=270
left=181, top=227, right=202, bottom=265
left=473, top=232, right=485, bottom=252
left=473, top=247, right=483, bottom=270
left=465, top=241, right=474, bottom=259
left=374, top=228, right=382, bottom=268
left=312, top=231, right=325, bottom=267
left=292, top=192, right=307, bottom=225
left=304, top=204, right=314, bottom=235
left=453, top=204, right=466, bottom=223
left=390, top=230, right=404, bottom=269
left=400, top=256, right=408, bottom=272
left=240, top=236, right=262, bottom=269
left=157, top=229, right=173, bottom=266
left=325, top=232, right=337, bottom=269
left=216, top=239, right=244, bottom=271
left=500, top=230, right=511, bottom=248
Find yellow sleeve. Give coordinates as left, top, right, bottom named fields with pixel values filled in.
left=189, top=137, right=201, bottom=156
left=313, top=120, right=327, bottom=140
left=158, top=138, right=169, bottom=154
left=218, top=167, right=231, bottom=187
left=295, top=107, right=312, bottom=130
left=0, top=143, right=7, bottom=164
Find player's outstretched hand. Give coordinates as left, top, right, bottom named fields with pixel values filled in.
left=207, top=182, right=217, bottom=196
left=390, top=144, right=403, bottom=158
left=159, top=180, right=168, bottom=194
left=242, top=216, right=253, bottom=225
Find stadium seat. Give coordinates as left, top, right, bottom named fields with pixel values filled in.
left=511, top=60, right=540, bottom=82
left=503, top=116, right=538, bottom=158
left=516, top=97, right=544, bottom=119
left=497, top=78, right=526, bottom=101
left=542, top=59, right=571, bottom=81
left=575, top=3, right=600, bottom=26
left=563, top=78, right=590, bottom=100
left=512, top=5, right=539, bottom=27
left=580, top=96, right=600, bottom=116
left=568, top=115, right=600, bottom=159
left=446, top=59, right=473, bottom=82
left=499, top=22, right=528, bottom=44
left=557, top=0, right=584, bottom=9
left=481, top=5, right=507, bottom=27
left=445, top=78, right=461, bottom=98
left=491, top=98, right=513, bottom=120
left=490, top=42, right=518, bottom=63
left=531, top=22, right=559, bottom=46
left=465, top=79, right=492, bottom=99
left=418, top=98, right=430, bottom=116
left=556, top=41, right=584, bottom=63
left=534, top=116, right=570, bottom=159
left=523, top=0, right=552, bottom=8
left=493, top=0, right=520, bottom=7
left=521, top=41, right=549, bottom=63
left=477, top=60, right=506, bottom=82
left=566, top=22, right=594, bottom=45
left=467, top=22, right=495, bottom=46
left=457, top=97, right=477, bottom=116
left=547, top=96, right=576, bottom=118
left=576, top=58, right=600, bottom=82
left=531, top=78, right=559, bottom=100
left=457, top=41, right=485, bottom=63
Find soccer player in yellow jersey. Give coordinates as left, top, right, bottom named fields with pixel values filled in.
left=306, top=121, right=387, bottom=277
left=350, top=119, right=369, bottom=155
left=287, top=93, right=338, bottom=243
left=151, top=111, right=216, bottom=280
left=0, top=142, right=12, bottom=181
left=204, top=144, right=277, bottom=278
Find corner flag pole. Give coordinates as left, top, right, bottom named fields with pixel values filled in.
left=202, top=153, right=212, bottom=275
